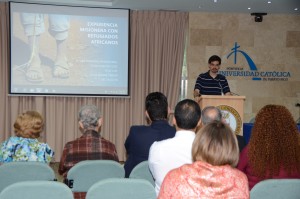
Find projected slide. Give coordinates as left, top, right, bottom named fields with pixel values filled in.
left=10, top=2, right=129, bottom=96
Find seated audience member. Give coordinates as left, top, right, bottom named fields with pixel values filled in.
left=149, top=99, right=201, bottom=195
left=124, top=92, right=176, bottom=177
left=0, top=111, right=54, bottom=163
left=237, top=104, right=300, bottom=190
left=59, top=105, right=119, bottom=199
left=158, top=121, right=249, bottom=199
left=201, top=106, right=246, bottom=152
left=59, top=104, right=119, bottom=177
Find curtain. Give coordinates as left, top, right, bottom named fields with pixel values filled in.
left=0, top=3, right=188, bottom=162
left=130, top=11, right=188, bottom=114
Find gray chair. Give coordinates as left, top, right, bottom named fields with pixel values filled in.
left=0, top=161, right=56, bottom=193
left=129, top=161, right=155, bottom=186
left=250, top=179, right=300, bottom=199
left=65, top=160, right=125, bottom=192
left=0, top=181, right=73, bottom=199
left=86, top=178, right=156, bottom=199
left=249, top=117, right=256, bottom=123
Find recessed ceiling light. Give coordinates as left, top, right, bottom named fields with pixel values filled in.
left=248, top=7, right=251, bottom=10
left=267, top=1, right=271, bottom=4
left=295, top=8, right=298, bottom=11
left=213, top=0, right=217, bottom=3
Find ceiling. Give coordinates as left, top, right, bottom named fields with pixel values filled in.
left=1, top=0, right=300, bottom=14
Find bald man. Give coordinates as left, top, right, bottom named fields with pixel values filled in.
left=201, top=106, right=246, bottom=152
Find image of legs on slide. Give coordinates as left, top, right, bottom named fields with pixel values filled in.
left=21, top=13, right=70, bottom=82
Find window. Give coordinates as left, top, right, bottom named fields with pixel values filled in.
left=179, top=41, right=188, bottom=100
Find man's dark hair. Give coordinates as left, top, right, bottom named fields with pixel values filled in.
left=145, top=92, right=168, bottom=121
left=174, top=99, right=201, bottom=130
left=208, top=55, right=221, bottom=65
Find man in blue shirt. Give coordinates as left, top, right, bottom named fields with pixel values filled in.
left=194, top=55, right=231, bottom=101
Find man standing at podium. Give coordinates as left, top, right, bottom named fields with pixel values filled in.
left=194, top=55, right=231, bottom=101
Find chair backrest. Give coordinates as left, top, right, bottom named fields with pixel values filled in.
left=0, top=181, right=73, bottom=199
left=66, top=160, right=125, bottom=192
left=249, top=117, right=256, bottom=123
left=86, top=178, right=156, bottom=199
left=129, top=161, right=155, bottom=186
left=250, top=179, right=300, bottom=199
left=0, top=161, right=56, bottom=192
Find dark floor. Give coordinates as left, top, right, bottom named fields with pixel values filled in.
left=49, top=162, right=64, bottom=182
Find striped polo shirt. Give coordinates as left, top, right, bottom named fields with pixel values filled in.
left=194, top=71, right=230, bottom=95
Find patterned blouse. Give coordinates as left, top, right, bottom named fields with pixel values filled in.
left=159, top=161, right=249, bottom=199
left=0, top=136, right=54, bottom=163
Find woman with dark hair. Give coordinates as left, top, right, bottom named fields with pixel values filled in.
left=237, top=104, right=300, bottom=190
left=0, top=111, right=54, bottom=163
left=158, top=121, right=249, bottom=198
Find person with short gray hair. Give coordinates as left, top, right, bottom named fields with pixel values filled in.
left=201, top=106, right=222, bottom=125
left=78, top=105, right=102, bottom=130
left=201, top=106, right=246, bottom=152
left=59, top=105, right=119, bottom=186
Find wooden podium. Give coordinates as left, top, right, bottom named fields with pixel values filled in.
left=198, top=95, right=246, bottom=135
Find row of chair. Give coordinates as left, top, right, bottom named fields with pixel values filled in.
left=87, top=177, right=300, bottom=199
left=1, top=161, right=300, bottom=199
left=1, top=178, right=300, bottom=199
left=0, top=179, right=156, bottom=199
left=0, top=160, right=154, bottom=193
left=0, top=160, right=155, bottom=199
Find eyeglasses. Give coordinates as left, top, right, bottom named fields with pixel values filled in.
left=210, top=63, right=220, bottom=67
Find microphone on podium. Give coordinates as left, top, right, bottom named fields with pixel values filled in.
left=218, top=81, right=224, bottom=96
